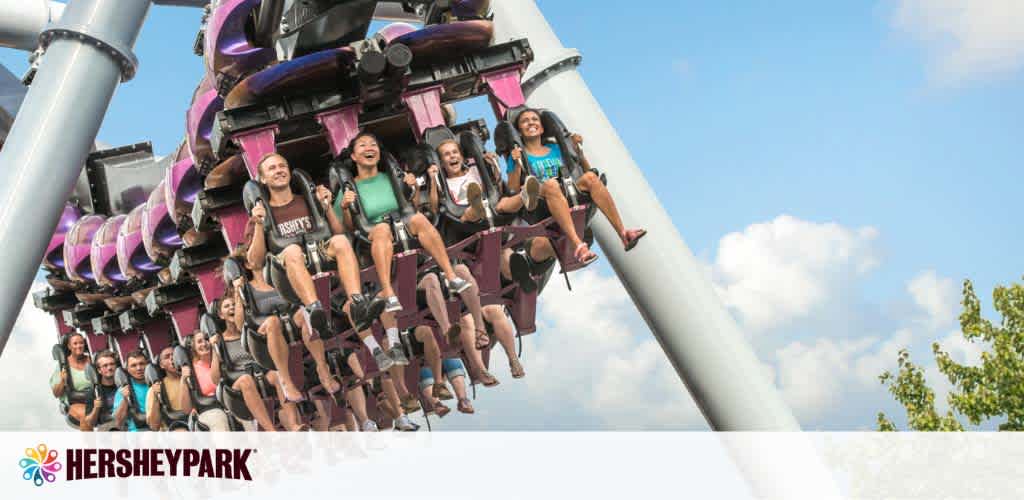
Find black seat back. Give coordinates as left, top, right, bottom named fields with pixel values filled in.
left=494, top=108, right=583, bottom=180
left=242, top=168, right=332, bottom=255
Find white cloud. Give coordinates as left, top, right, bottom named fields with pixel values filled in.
left=894, top=0, right=1024, bottom=82
left=0, top=283, right=70, bottom=431
left=525, top=269, right=706, bottom=429
left=710, top=215, right=880, bottom=333
left=907, top=270, right=959, bottom=330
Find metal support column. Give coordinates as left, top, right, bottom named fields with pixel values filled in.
left=0, top=0, right=152, bottom=357
left=491, top=0, right=798, bottom=432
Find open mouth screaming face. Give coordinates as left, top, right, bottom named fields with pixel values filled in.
left=352, top=136, right=380, bottom=168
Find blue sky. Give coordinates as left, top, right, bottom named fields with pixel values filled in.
left=0, top=1, right=1020, bottom=430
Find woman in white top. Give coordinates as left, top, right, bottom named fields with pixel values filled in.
left=432, top=139, right=540, bottom=223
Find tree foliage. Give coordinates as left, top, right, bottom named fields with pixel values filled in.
left=877, top=278, right=1024, bottom=431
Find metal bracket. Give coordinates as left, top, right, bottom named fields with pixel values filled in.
left=521, top=49, right=582, bottom=98
left=39, top=23, right=139, bottom=82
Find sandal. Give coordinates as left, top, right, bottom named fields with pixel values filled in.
left=401, top=394, right=421, bottom=414
left=510, top=358, right=526, bottom=379
left=433, top=382, right=453, bottom=401
left=574, top=242, right=598, bottom=266
left=457, top=398, right=475, bottom=414
left=477, top=371, right=500, bottom=388
left=434, top=401, right=451, bottom=418
left=623, top=229, right=647, bottom=251
left=474, top=329, right=489, bottom=350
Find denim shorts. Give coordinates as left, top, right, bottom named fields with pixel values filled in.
left=419, top=358, right=467, bottom=389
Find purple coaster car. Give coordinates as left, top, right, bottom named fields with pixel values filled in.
left=44, top=203, right=82, bottom=272
left=117, top=204, right=161, bottom=279
left=164, top=141, right=202, bottom=226
left=204, top=0, right=276, bottom=95
left=187, top=76, right=224, bottom=173
left=63, top=215, right=107, bottom=283
left=142, top=179, right=182, bottom=264
left=90, top=214, right=127, bottom=287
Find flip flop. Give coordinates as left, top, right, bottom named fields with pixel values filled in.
left=623, top=229, right=647, bottom=252
left=280, top=383, right=306, bottom=403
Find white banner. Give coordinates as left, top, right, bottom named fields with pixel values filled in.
left=2, top=432, right=1022, bottom=499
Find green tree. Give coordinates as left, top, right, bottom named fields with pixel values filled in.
left=877, top=278, right=1024, bottom=431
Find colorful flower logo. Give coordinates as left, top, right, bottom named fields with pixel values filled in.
left=19, top=444, right=61, bottom=487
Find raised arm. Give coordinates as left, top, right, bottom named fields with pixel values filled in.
left=427, top=164, right=440, bottom=215
left=247, top=203, right=268, bottom=267
left=507, top=146, right=524, bottom=193
left=209, top=340, right=222, bottom=383
left=50, top=367, right=67, bottom=398
left=571, top=134, right=592, bottom=172
left=145, top=383, right=162, bottom=430
left=179, top=366, right=194, bottom=414
left=113, top=386, right=131, bottom=429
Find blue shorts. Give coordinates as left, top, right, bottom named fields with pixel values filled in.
left=419, top=358, right=466, bottom=389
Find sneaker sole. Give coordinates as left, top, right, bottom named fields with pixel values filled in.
left=354, top=298, right=389, bottom=332
left=375, top=357, right=395, bottom=371
left=509, top=253, right=538, bottom=294
left=307, top=307, right=328, bottom=335
left=523, top=177, right=540, bottom=211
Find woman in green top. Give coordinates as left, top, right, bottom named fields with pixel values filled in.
left=50, top=333, right=94, bottom=429
left=333, top=132, right=470, bottom=313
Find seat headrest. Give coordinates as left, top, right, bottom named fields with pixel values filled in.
left=114, top=368, right=129, bottom=387
left=172, top=345, right=191, bottom=369
left=242, top=181, right=263, bottom=215
left=222, top=258, right=245, bottom=285
left=84, top=363, right=99, bottom=385
left=200, top=313, right=223, bottom=337
left=52, top=343, right=67, bottom=363
left=423, top=125, right=457, bottom=151
left=144, top=364, right=161, bottom=385
left=402, top=142, right=438, bottom=177
left=493, top=121, right=522, bottom=156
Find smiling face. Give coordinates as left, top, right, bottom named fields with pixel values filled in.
left=516, top=111, right=544, bottom=140
left=191, top=332, right=211, bottom=357
left=67, top=334, right=86, bottom=357
left=437, top=141, right=464, bottom=177
left=96, top=354, right=117, bottom=382
left=218, top=296, right=236, bottom=321
left=350, top=134, right=380, bottom=169
left=257, top=154, right=291, bottom=190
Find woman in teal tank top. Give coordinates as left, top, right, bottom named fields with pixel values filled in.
left=334, top=132, right=471, bottom=313
left=506, top=109, right=647, bottom=264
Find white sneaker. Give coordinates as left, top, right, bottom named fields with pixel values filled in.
left=362, top=420, right=379, bottom=432
left=394, top=414, right=420, bottom=432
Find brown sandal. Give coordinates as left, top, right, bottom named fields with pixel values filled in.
left=433, top=382, right=453, bottom=401
left=457, top=398, right=475, bottom=414
left=510, top=358, right=526, bottom=379
left=477, top=371, right=500, bottom=388
left=433, top=401, right=451, bottom=418
left=474, top=329, right=489, bottom=350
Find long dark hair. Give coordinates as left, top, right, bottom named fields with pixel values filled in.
left=515, top=108, right=542, bottom=132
